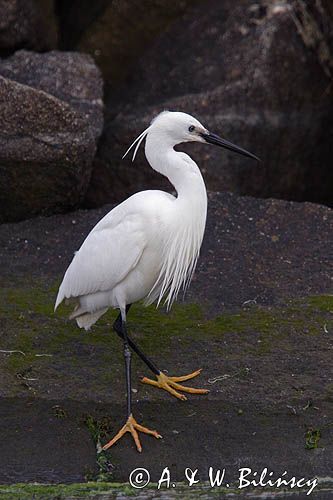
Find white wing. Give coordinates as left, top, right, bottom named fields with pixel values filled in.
left=55, top=210, right=146, bottom=309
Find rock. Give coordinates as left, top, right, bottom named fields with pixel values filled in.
left=0, top=50, right=103, bottom=223
left=0, top=0, right=58, bottom=55
left=0, top=192, right=332, bottom=484
left=86, top=0, right=333, bottom=208
left=1, top=191, right=331, bottom=304
left=57, top=0, right=200, bottom=86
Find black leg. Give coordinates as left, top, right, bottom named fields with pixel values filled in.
left=113, top=307, right=160, bottom=376
left=120, top=315, right=132, bottom=418
left=102, top=307, right=162, bottom=452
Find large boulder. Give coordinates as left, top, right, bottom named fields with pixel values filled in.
left=0, top=192, right=332, bottom=484
left=0, top=0, right=58, bottom=55
left=0, top=50, right=103, bottom=223
left=85, top=0, right=333, bottom=208
left=56, top=0, right=201, bottom=87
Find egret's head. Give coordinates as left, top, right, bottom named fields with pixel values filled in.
left=123, top=110, right=259, bottom=162
left=150, top=111, right=208, bottom=145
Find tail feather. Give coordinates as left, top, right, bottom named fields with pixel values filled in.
left=54, top=287, right=64, bottom=311
left=74, top=308, right=108, bottom=331
left=55, top=285, right=109, bottom=330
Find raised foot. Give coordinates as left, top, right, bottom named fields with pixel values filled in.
left=102, top=414, right=162, bottom=453
left=141, top=369, right=209, bottom=401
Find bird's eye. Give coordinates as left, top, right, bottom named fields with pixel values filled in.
left=188, top=125, right=195, bottom=132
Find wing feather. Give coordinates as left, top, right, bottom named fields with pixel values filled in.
left=55, top=213, right=146, bottom=309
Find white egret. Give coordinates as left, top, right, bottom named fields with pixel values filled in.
left=55, top=111, right=259, bottom=452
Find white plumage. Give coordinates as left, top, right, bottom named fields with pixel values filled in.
left=55, top=111, right=208, bottom=329
left=54, top=109, right=258, bottom=452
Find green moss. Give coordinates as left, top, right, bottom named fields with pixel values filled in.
left=306, top=295, right=333, bottom=313
left=0, top=482, right=136, bottom=499
left=0, top=482, right=247, bottom=499
left=83, top=415, right=115, bottom=482
left=0, top=480, right=329, bottom=499
left=305, top=428, right=321, bottom=450
left=0, top=283, right=332, bottom=383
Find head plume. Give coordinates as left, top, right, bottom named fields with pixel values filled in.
left=122, top=124, right=152, bottom=162
left=122, top=111, right=172, bottom=162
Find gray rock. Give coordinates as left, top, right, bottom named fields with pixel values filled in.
left=0, top=192, right=332, bottom=484
left=0, top=0, right=58, bottom=55
left=57, top=0, right=201, bottom=86
left=86, top=0, right=333, bottom=208
left=0, top=50, right=103, bottom=223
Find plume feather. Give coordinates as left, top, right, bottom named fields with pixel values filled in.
left=145, top=206, right=206, bottom=310
left=122, top=125, right=152, bottom=162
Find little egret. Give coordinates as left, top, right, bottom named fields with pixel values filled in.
left=55, top=111, right=259, bottom=452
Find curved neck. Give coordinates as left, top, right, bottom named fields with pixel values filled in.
left=144, top=131, right=208, bottom=309
left=145, top=133, right=207, bottom=204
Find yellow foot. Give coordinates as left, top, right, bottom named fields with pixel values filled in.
left=102, top=414, right=162, bottom=453
left=141, top=369, right=209, bottom=401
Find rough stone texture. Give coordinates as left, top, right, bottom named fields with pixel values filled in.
left=0, top=0, right=58, bottom=55
left=1, top=192, right=331, bottom=306
left=0, top=193, right=332, bottom=487
left=85, top=0, right=333, bottom=208
left=0, top=50, right=103, bottom=223
left=56, top=0, right=202, bottom=87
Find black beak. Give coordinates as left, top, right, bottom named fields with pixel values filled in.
left=201, top=132, right=260, bottom=162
